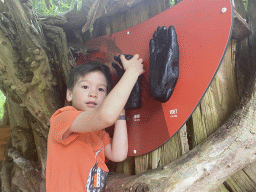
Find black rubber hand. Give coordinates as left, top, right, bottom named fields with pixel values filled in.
left=149, top=25, right=179, bottom=103
left=112, top=54, right=141, bottom=109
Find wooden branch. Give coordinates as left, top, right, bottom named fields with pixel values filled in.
left=41, top=23, right=71, bottom=83
left=105, top=80, right=256, bottom=191
left=0, top=1, right=7, bottom=13
left=1, top=160, right=13, bottom=192
left=232, top=10, right=251, bottom=40
left=8, top=148, right=45, bottom=192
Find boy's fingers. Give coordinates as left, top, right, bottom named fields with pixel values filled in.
left=121, top=53, right=143, bottom=65
left=120, top=54, right=126, bottom=62
left=133, top=54, right=139, bottom=59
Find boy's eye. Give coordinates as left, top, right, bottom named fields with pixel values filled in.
left=82, top=86, right=88, bottom=89
left=99, top=88, right=105, bottom=92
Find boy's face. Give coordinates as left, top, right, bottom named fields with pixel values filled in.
left=66, top=71, right=108, bottom=111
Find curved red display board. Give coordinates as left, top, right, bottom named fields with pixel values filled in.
left=84, top=0, right=233, bottom=156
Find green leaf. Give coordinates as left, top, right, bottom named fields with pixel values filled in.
left=0, top=90, right=6, bottom=120
left=61, top=3, right=70, bottom=9
left=31, top=0, right=84, bottom=16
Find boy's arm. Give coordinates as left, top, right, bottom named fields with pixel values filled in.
left=69, top=54, right=144, bottom=133
left=105, top=109, right=128, bottom=162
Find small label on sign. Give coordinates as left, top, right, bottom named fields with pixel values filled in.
left=134, top=114, right=140, bottom=121
left=170, top=109, right=177, bottom=117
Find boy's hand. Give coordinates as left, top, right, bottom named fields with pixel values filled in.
left=112, top=54, right=133, bottom=78
left=120, top=54, right=144, bottom=76
left=112, top=54, right=142, bottom=109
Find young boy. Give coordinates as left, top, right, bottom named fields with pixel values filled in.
left=46, top=54, right=144, bottom=192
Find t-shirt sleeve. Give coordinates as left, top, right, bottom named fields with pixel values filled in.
left=101, top=129, right=112, bottom=147
left=50, top=107, right=83, bottom=145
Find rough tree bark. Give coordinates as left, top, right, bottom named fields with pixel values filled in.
left=0, top=0, right=255, bottom=191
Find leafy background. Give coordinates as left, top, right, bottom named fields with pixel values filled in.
left=31, top=0, right=179, bottom=16
left=31, top=0, right=83, bottom=16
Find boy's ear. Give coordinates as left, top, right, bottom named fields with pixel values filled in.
left=66, top=89, right=72, bottom=102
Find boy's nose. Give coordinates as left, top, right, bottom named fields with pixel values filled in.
left=89, top=91, right=97, bottom=98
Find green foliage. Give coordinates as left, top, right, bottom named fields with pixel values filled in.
left=0, top=90, right=6, bottom=121
left=32, top=0, right=82, bottom=16
left=170, top=0, right=176, bottom=7
left=243, top=0, right=248, bottom=11
left=32, top=0, right=177, bottom=16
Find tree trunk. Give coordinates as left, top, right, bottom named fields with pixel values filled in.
left=1, top=0, right=256, bottom=191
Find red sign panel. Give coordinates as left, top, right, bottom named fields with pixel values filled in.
left=85, top=0, right=233, bottom=156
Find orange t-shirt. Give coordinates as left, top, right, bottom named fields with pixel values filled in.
left=46, top=106, right=111, bottom=192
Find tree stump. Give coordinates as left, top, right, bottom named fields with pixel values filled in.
left=0, top=0, right=256, bottom=191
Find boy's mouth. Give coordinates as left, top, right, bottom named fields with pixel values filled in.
left=86, top=101, right=97, bottom=108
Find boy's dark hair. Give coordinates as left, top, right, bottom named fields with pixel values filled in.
left=67, top=62, right=112, bottom=93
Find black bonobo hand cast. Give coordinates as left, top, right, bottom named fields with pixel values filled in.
left=112, top=54, right=141, bottom=109
left=149, top=25, right=179, bottom=103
